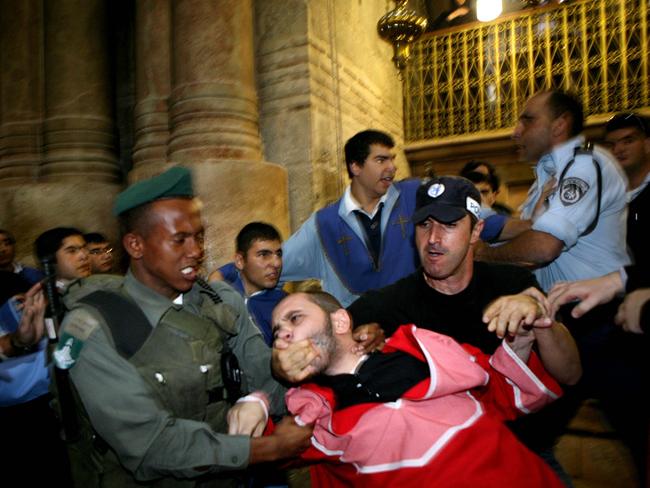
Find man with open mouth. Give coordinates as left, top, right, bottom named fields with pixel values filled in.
left=281, top=129, right=421, bottom=308
left=53, top=167, right=312, bottom=487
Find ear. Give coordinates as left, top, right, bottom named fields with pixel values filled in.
left=330, top=309, right=352, bottom=335
left=350, top=161, right=363, bottom=177
left=470, top=219, right=484, bottom=245
left=552, top=112, right=570, bottom=138
left=122, top=232, right=144, bottom=260
left=234, top=251, right=245, bottom=271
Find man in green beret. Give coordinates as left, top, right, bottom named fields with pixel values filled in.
left=54, top=166, right=312, bottom=487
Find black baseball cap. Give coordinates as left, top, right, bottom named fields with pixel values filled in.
left=605, top=113, right=649, bottom=136
left=412, top=176, right=482, bottom=224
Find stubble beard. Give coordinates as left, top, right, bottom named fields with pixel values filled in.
left=311, top=315, right=342, bottom=374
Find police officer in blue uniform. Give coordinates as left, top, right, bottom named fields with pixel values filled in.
left=475, top=90, right=629, bottom=292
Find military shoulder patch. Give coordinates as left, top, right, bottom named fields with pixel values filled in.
left=560, top=177, right=589, bottom=206
left=53, top=313, right=99, bottom=369
left=54, top=332, right=84, bottom=369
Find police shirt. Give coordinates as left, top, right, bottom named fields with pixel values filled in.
left=519, top=135, right=630, bottom=291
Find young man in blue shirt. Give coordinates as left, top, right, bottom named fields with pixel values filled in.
left=211, top=222, right=286, bottom=346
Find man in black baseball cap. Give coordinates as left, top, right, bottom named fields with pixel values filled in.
left=410, top=176, right=484, bottom=289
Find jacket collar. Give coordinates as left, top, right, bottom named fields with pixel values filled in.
left=538, top=135, right=585, bottom=176
left=123, top=269, right=199, bottom=327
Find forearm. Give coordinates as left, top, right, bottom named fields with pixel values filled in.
left=533, top=321, right=581, bottom=385
left=508, top=333, right=535, bottom=363
left=497, top=218, right=532, bottom=241
left=475, top=230, right=562, bottom=265
left=138, top=420, right=251, bottom=479
left=250, top=436, right=284, bottom=463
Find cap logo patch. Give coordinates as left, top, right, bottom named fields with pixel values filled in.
left=428, top=183, right=445, bottom=198
left=466, top=197, right=481, bottom=218
left=559, top=177, right=589, bottom=206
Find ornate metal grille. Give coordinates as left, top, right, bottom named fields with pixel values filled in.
left=403, top=0, right=649, bottom=141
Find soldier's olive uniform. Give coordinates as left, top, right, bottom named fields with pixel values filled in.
left=55, top=272, right=285, bottom=487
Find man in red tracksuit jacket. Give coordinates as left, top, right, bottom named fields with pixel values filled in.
left=271, top=291, right=565, bottom=487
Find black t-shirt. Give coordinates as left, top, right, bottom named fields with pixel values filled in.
left=347, top=262, right=539, bottom=354
left=312, top=351, right=430, bottom=410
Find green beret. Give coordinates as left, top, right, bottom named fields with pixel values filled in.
left=113, top=166, right=194, bottom=216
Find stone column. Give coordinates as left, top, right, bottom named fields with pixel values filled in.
left=42, top=0, right=119, bottom=182
left=131, top=0, right=172, bottom=178
left=160, top=0, right=289, bottom=270
left=169, top=0, right=262, bottom=163
left=0, top=0, right=43, bottom=182
left=0, top=0, right=122, bottom=264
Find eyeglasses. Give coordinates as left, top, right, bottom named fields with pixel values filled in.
left=606, top=112, right=649, bottom=135
left=88, top=247, right=113, bottom=256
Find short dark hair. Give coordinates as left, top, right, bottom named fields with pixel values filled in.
left=0, top=229, right=16, bottom=244
left=35, top=227, right=84, bottom=262
left=302, top=290, right=343, bottom=315
left=344, top=130, right=394, bottom=179
left=236, top=222, right=282, bottom=254
left=605, top=113, right=649, bottom=136
left=546, top=90, right=584, bottom=137
left=83, top=232, right=108, bottom=244
left=118, top=203, right=155, bottom=238
left=462, top=170, right=490, bottom=186
left=460, top=160, right=500, bottom=192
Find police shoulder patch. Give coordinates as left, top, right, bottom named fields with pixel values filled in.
left=560, top=177, right=589, bottom=206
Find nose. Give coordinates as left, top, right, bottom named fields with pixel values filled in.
left=387, top=156, right=397, bottom=173
left=427, top=223, right=442, bottom=245
left=187, top=237, right=204, bottom=259
left=512, top=121, right=523, bottom=140
left=275, top=326, right=292, bottom=343
left=79, top=248, right=89, bottom=262
left=270, top=254, right=281, bottom=269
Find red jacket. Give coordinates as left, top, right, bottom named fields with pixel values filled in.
left=286, top=325, right=565, bottom=487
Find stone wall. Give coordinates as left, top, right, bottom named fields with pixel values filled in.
left=255, top=0, right=408, bottom=231
left=1, top=0, right=404, bottom=268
